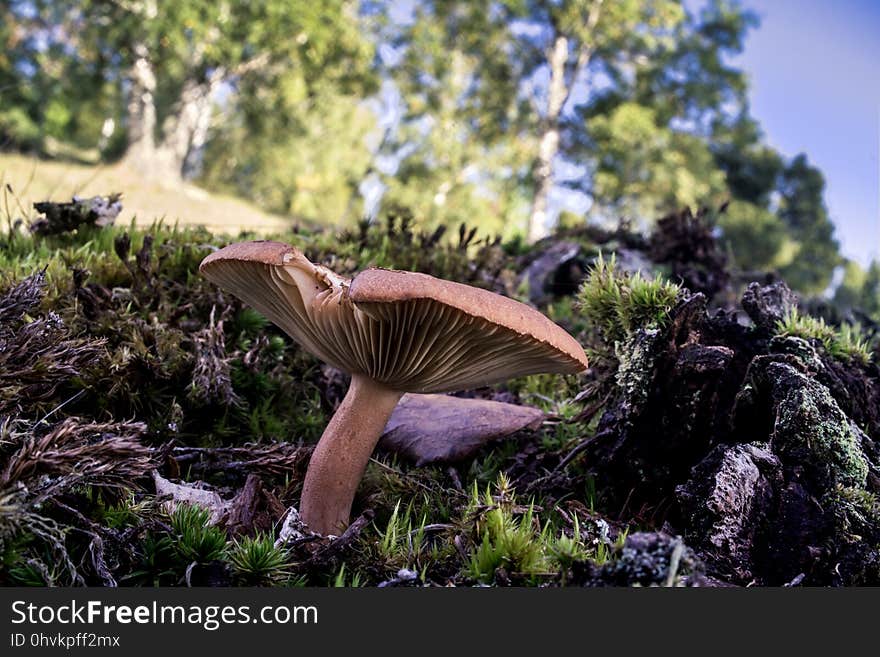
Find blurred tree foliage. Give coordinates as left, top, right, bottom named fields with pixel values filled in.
left=0, top=1, right=120, bottom=153
left=201, top=80, right=378, bottom=223
left=1, top=1, right=376, bottom=185
left=375, top=0, right=698, bottom=240
left=716, top=200, right=792, bottom=272
left=0, top=3, right=41, bottom=149
left=373, top=0, right=845, bottom=294
left=834, top=260, right=880, bottom=321
left=0, top=0, right=852, bottom=296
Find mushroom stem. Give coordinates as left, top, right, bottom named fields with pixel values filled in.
left=300, top=374, right=403, bottom=535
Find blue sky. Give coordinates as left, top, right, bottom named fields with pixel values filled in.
left=734, top=0, right=879, bottom=266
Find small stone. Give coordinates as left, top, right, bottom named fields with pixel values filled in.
left=379, top=394, right=544, bottom=466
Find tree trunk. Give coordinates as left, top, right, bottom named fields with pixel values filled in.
left=526, top=0, right=603, bottom=242
left=121, top=18, right=268, bottom=184
left=181, top=82, right=218, bottom=179
left=123, top=42, right=158, bottom=174
left=123, top=71, right=220, bottom=183
left=155, top=70, right=224, bottom=181
left=527, top=34, right=569, bottom=243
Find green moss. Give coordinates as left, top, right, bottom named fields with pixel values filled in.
left=169, top=504, right=228, bottom=565
left=229, top=533, right=293, bottom=586
left=832, top=323, right=873, bottom=365
left=775, top=309, right=873, bottom=365
left=577, top=253, right=680, bottom=347
left=826, top=486, right=880, bottom=536
left=822, top=486, right=880, bottom=584
left=331, top=564, right=363, bottom=587
left=774, top=382, right=868, bottom=489
left=370, top=499, right=454, bottom=580
left=464, top=478, right=547, bottom=583
left=504, top=371, right=582, bottom=413
left=461, top=475, right=619, bottom=585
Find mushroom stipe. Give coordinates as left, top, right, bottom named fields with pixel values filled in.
left=200, top=241, right=588, bottom=535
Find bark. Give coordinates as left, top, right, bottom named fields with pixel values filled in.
left=123, top=42, right=158, bottom=174
left=181, top=79, right=218, bottom=179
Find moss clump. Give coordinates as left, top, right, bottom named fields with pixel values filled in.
left=775, top=309, right=873, bottom=365
left=577, top=254, right=681, bottom=347
left=826, top=486, right=880, bottom=537
left=169, top=504, right=229, bottom=565
left=576, top=255, right=679, bottom=413
left=464, top=479, right=546, bottom=584
left=462, top=475, right=621, bottom=585
left=773, top=380, right=869, bottom=489
left=822, top=486, right=880, bottom=584
left=832, top=323, right=874, bottom=365
left=229, top=533, right=295, bottom=586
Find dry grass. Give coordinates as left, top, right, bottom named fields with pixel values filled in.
left=0, top=152, right=293, bottom=235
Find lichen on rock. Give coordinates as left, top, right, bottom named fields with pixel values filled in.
left=769, top=365, right=868, bottom=489
left=613, top=327, right=662, bottom=417
left=590, top=532, right=705, bottom=587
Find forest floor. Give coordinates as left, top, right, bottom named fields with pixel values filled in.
left=1, top=193, right=878, bottom=588
left=0, top=153, right=291, bottom=235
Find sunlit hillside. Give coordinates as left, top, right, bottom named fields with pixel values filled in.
left=0, top=153, right=293, bottom=235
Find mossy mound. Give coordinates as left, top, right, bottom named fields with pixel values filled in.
left=1, top=202, right=878, bottom=587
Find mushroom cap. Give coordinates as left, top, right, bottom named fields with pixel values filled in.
left=200, top=241, right=588, bottom=393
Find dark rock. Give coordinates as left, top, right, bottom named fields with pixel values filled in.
left=813, top=354, right=880, bottom=444
left=30, top=194, right=122, bottom=236
left=736, top=360, right=869, bottom=490
left=579, top=532, right=706, bottom=587
left=573, top=271, right=880, bottom=586
left=741, top=281, right=798, bottom=332
left=673, top=344, right=735, bottom=377
left=677, top=443, right=782, bottom=582
left=767, top=480, right=827, bottom=583
left=767, top=335, right=824, bottom=372
left=583, top=293, right=735, bottom=501
left=722, top=357, right=877, bottom=583
left=773, top=382, right=868, bottom=489
left=519, top=241, right=586, bottom=305
left=822, top=487, right=880, bottom=585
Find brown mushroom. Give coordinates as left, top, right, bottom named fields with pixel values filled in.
left=200, top=241, right=588, bottom=535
